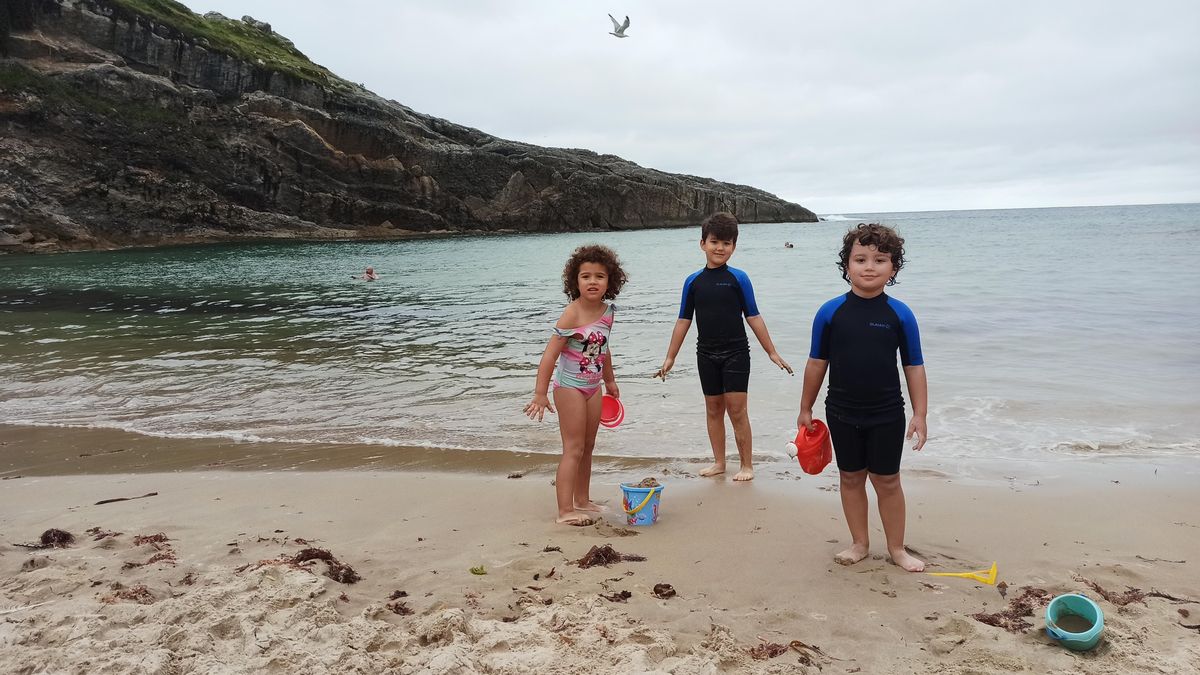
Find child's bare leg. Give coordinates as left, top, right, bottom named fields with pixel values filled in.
left=573, top=391, right=604, bottom=512
left=724, top=392, right=753, bottom=481
left=553, top=388, right=594, bottom=526
left=870, top=472, right=925, bottom=572
left=700, top=395, right=727, bottom=476
left=835, top=469, right=870, bottom=565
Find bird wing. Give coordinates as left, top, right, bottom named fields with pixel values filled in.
left=609, top=14, right=622, bottom=31
left=620, top=16, right=630, bottom=32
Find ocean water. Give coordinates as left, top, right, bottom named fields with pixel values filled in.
left=2, top=204, right=1198, bottom=467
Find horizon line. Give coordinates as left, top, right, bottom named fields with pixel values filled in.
left=815, top=201, right=1200, bottom=216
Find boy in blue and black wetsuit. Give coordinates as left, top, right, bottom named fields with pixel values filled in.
left=655, top=212, right=793, bottom=481
left=797, top=223, right=929, bottom=572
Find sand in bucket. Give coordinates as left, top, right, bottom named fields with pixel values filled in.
left=1045, top=593, right=1105, bottom=651
left=1055, top=614, right=1094, bottom=633
left=621, top=478, right=663, bottom=526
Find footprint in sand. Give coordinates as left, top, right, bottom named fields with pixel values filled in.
left=591, top=520, right=639, bottom=538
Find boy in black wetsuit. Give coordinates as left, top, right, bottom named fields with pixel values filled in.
left=655, top=212, right=793, bottom=481
left=797, top=223, right=929, bottom=572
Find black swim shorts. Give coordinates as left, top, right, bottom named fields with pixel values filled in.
left=826, top=414, right=907, bottom=475
left=696, top=349, right=750, bottom=396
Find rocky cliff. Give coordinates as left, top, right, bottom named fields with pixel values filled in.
left=0, top=0, right=816, bottom=253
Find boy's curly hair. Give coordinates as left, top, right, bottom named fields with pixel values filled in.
left=561, top=244, right=628, bottom=300
left=701, top=212, right=739, bottom=243
left=837, top=223, right=906, bottom=286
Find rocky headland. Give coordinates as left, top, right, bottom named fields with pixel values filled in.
left=0, top=0, right=816, bottom=253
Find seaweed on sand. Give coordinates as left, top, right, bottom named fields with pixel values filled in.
left=294, top=547, right=362, bottom=583
left=575, top=544, right=646, bottom=569
left=14, top=528, right=75, bottom=549
left=748, top=641, right=789, bottom=660
left=86, top=527, right=122, bottom=541
left=238, top=547, right=362, bottom=583
left=134, top=533, right=170, bottom=548
left=652, top=583, right=676, bottom=599
left=122, top=550, right=177, bottom=570
left=971, top=586, right=1052, bottom=633
left=1074, top=574, right=1199, bottom=606
left=387, top=601, right=414, bottom=615
left=102, top=583, right=155, bottom=605
left=788, top=640, right=840, bottom=667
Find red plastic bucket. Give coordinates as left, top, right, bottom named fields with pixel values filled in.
left=600, top=394, right=624, bottom=428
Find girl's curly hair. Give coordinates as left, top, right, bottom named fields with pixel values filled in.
left=837, top=223, right=906, bottom=286
left=561, top=244, right=628, bottom=300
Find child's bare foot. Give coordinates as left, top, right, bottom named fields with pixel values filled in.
left=555, top=513, right=595, bottom=527
left=888, top=547, right=926, bottom=572
left=733, top=467, right=754, bottom=481
left=834, top=542, right=870, bottom=566
left=573, top=501, right=605, bottom=513
left=699, top=463, right=726, bottom=477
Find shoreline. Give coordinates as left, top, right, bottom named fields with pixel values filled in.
left=2, top=467, right=1198, bottom=673
left=0, top=217, right=805, bottom=256
left=0, top=226, right=534, bottom=256
left=4, top=423, right=1199, bottom=487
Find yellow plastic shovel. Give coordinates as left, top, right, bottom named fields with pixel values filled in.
left=927, top=561, right=998, bottom=585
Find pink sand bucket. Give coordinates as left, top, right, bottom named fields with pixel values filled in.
left=600, top=394, right=625, bottom=429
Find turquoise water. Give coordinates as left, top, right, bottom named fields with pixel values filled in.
left=2, top=203, right=1198, bottom=464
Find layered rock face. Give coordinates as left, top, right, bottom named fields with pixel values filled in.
left=0, top=0, right=816, bottom=253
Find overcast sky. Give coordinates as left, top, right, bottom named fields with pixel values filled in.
left=181, top=1, right=1199, bottom=213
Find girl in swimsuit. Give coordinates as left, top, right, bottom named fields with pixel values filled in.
left=524, top=245, right=629, bottom=526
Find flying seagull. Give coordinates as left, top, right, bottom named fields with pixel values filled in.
left=608, top=14, right=630, bottom=38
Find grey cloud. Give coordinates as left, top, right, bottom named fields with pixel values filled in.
left=182, top=0, right=1200, bottom=211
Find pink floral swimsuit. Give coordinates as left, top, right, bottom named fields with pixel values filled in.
left=552, top=304, right=615, bottom=398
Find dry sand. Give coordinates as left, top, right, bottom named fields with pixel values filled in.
left=2, top=437, right=1199, bottom=673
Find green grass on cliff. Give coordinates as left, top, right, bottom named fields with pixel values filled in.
left=0, top=62, right=184, bottom=126
left=103, top=0, right=346, bottom=88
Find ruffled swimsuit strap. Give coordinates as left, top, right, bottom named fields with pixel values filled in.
left=551, top=304, right=615, bottom=397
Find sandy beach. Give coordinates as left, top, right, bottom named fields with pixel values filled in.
left=2, top=428, right=1198, bottom=674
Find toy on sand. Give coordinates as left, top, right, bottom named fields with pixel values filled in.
left=928, top=562, right=998, bottom=585
left=786, top=420, right=832, bottom=475
left=600, top=394, right=624, bottom=428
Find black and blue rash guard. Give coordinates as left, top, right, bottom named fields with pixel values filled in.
left=809, top=291, right=924, bottom=425
left=677, top=264, right=760, bottom=353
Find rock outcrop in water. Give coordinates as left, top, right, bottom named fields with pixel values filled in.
left=0, top=0, right=817, bottom=253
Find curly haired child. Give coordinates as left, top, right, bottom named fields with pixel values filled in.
left=797, top=223, right=929, bottom=571
left=524, top=245, right=629, bottom=526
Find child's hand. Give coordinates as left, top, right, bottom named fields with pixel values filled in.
left=906, top=415, right=927, bottom=450
left=797, top=409, right=815, bottom=433
left=769, top=352, right=794, bottom=375
left=653, top=357, right=675, bottom=380
left=523, top=393, right=556, bottom=422
left=604, top=380, right=620, bottom=398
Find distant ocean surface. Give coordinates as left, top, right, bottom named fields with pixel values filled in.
left=3, top=204, right=1199, bottom=467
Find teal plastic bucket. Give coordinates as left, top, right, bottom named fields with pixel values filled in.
left=621, top=484, right=663, bottom=526
left=1045, top=593, right=1104, bottom=651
